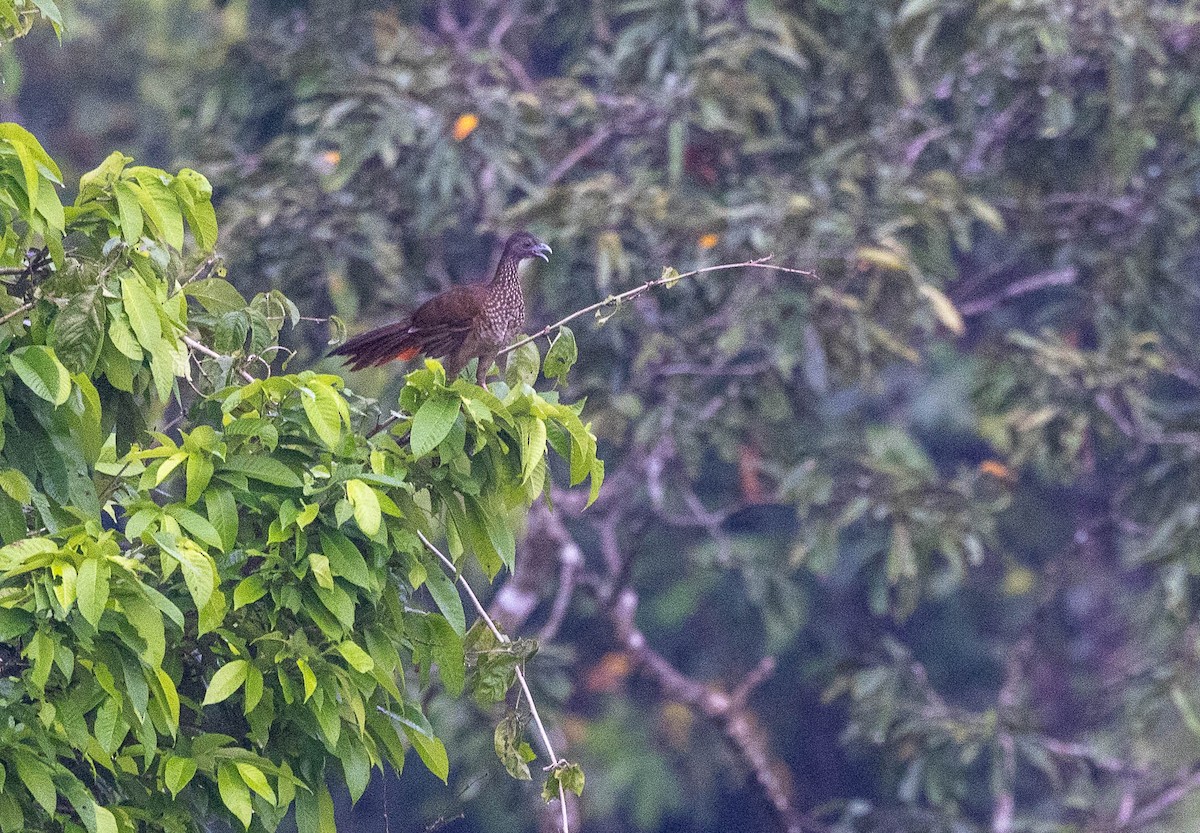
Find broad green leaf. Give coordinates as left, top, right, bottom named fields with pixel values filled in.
left=184, top=278, right=247, bottom=314
left=165, top=504, right=224, bottom=551
left=11, top=345, right=71, bottom=406
left=423, top=562, right=466, bottom=636
left=302, top=380, right=343, bottom=448
left=120, top=272, right=162, bottom=352
left=234, top=576, right=267, bottom=610
left=494, top=713, right=533, bottom=780
left=309, top=553, right=335, bottom=589
left=336, top=641, right=375, bottom=674
left=505, top=341, right=541, bottom=387
left=411, top=391, right=461, bottom=457
left=217, top=763, right=253, bottom=829
left=113, top=180, right=143, bottom=244
left=51, top=283, right=105, bottom=375
left=428, top=614, right=465, bottom=697
left=206, top=489, right=238, bottom=551
left=294, top=783, right=336, bottom=833
left=76, top=557, right=110, bottom=627
left=402, top=725, right=449, bottom=783
left=13, top=758, right=55, bottom=816
left=543, top=762, right=585, bottom=801
left=345, top=479, right=381, bottom=536
left=203, top=659, right=249, bottom=706
left=319, top=530, right=372, bottom=589
left=0, top=468, right=32, bottom=505
left=543, top=326, right=578, bottom=384
left=220, top=455, right=302, bottom=488
left=185, top=452, right=214, bottom=507
left=165, top=756, right=197, bottom=798
left=519, top=417, right=547, bottom=484
left=154, top=533, right=215, bottom=611
left=235, top=762, right=275, bottom=804
left=94, top=805, right=118, bottom=833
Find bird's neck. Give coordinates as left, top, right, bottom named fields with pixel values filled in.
left=488, top=255, right=522, bottom=293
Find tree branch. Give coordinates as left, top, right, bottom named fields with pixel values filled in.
left=416, top=531, right=572, bottom=833
left=500, top=258, right=817, bottom=358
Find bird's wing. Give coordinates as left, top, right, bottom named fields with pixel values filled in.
left=331, top=285, right=484, bottom=370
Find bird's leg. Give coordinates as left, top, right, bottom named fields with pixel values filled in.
left=476, top=348, right=500, bottom=386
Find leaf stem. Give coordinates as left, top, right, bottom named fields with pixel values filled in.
left=417, top=530, right=571, bottom=833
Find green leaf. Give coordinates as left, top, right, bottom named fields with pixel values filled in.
left=345, top=479, right=381, bottom=536
left=154, top=533, right=215, bottom=611
left=13, top=758, right=55, bottom=816
left=519, top=417, right=547, bottom=484
left=319, top=530, right=372, bottom=589
left=402, top=725, right=449, bottom=783
left=217, top=763, right=253, bottom=829
left=166, top=504, right=225, bottom=551
left=494, top=712, right=533, bottom=780
left=206, top=489, right=239, bottom=551
left=661, top=265, right=682, bottom=288
left=543, top=762, right=585, bottom=801
left=336, top=641, right=375, bottom=674
left=76, top=557, right=110, bottom=627
left=203, top=659, right=249, bottom=706
left=424, top=561, right=466, bottom=636
left=94, top=805, right=118, bottom=833
left=120, top=272, right=163, bottom=351
left=505, top=341, right=541, bottom=387
left=184, top=278, right=247, bottom=314
left=302, top=380, right=344, bottom=448
left=185, top=452, right=214, bottom=507
left=0, top=468, right=33, bottom=505
left=220, top=454, right=302, bottom=488
left=113, top=180, right=144, bottom=244
left=543, top=326, right=578, bottom=384
left=294, top=782, right=336, bottom=833
left=11, top=345, right=71, bottom=406
left=51, top=283, right=105, bottom=375
left=234, top=576, right=267, bottom=610
left=310, top=552, right=335, bottom=589
left=428, top=614, right=465, bottom=697
left=235, top=762, right=275, bottom=804
left=165, top=756, right=197, bottom=798
left=411, top=391, right=461, bottom=457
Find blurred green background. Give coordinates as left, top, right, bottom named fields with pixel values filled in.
left=9, top=1, right=1200, bottom=831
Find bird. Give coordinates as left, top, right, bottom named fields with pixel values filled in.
left=330, top=231, right=551, bottom=385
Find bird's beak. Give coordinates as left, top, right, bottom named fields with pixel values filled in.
left=533, top=242, right=552, bottom=262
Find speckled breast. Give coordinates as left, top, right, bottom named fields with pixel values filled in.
left=479, top=284, right=525, bottom=346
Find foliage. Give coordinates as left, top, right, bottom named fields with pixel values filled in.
left=12, top=0, right=1200, bottom=832
left=0, top=39, right=602, bottom=833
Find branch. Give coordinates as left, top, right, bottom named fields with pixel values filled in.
left=499, top=258, right=817, bottom=358
left=1123, top=767, right=1200, bottom=829
left=601, top=584, right=817, bottom=833
left=181, top=254, right=220, bottom=286
left=182, top=334, right=256, bottom=384
left=958, top=267, right=1078, bottom=318
left=0, top=302, right=34, bottom=326
left=416, top=531, right=572, bottom=833
left=545, top=127, right=613, bottom=185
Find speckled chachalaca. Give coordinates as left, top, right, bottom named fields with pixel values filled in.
left=331, top=231, right=551, bottom=385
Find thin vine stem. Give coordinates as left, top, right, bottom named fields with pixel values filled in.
left=499, top=256, right=816, bottom=357
left=416, top=530, right=571, bottom=833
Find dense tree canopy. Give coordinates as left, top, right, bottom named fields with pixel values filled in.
left=4, top=1, right=1200, bottom=832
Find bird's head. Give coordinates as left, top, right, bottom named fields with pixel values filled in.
left=505, top=231, right=552, bottom=263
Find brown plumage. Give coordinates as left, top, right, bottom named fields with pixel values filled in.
left=331, top=231, right=551, bottom=385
